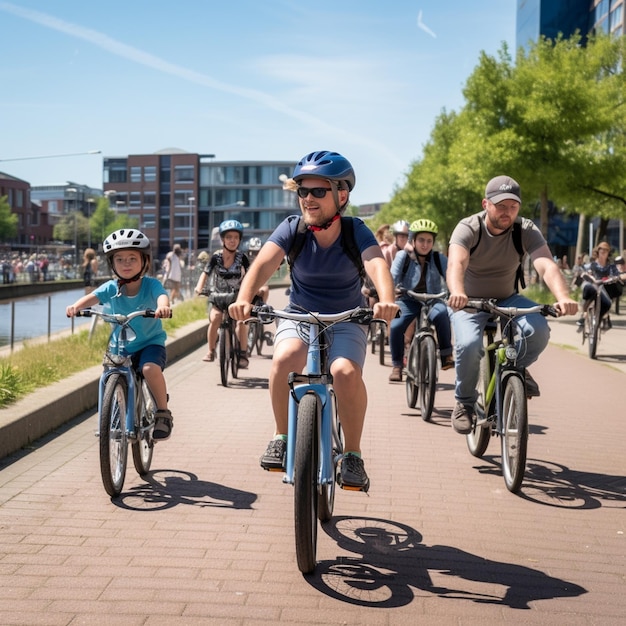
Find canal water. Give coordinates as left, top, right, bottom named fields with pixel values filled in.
left=0, top=288, right=92, bottom=348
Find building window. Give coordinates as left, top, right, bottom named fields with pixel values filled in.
left=130, top=192, right=141, bottom=207
left=144, top=166, right=157, bottom=182
left=174, top=165, right=194, bottom=182
left=130, top=166, right=142, bottom=183
left=143, top=191, right=156, bottom=207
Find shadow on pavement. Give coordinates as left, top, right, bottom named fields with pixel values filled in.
left=307, top=516, right=586, bottom=609
left=113, top=469, right=257, bottom=511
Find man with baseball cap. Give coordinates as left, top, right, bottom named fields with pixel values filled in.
left=446, top=175, right=578, bottom=435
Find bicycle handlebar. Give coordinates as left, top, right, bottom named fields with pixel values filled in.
left=400, top=288, right=447, bottom=302
left=581, top=273, right=623, bottom=287
left=464, top=298, right=558, bottom=318
left=74, top=308, right=170, bottom=323
left=251, top=304, right=381, bottom=326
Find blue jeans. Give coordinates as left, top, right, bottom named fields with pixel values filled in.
left=451, top=294, right=550, bottom=406
left=582, top=283, right=612, bottom=318
left=390, top=298, right=452, bottom=367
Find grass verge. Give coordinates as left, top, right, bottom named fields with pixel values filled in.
left=0, top=298, right=208, bottom=409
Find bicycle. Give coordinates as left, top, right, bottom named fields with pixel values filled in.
left=246, top=296, right=274, bottom=357
left=401, top=289, right=446, bottom=421
left=463, top=299, right=557, bottom=493
left=76, top=308, right=170, bottom=497
left=209, top=291, right=241, bottom=386
left=251, top=304, right=382, bottom=574
left=363, top=284, right=385, bottom=365
left=579, top=274, right=623, bottom=359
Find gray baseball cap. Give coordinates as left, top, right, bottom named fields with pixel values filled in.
left=485, top=175, right=521, bottom=204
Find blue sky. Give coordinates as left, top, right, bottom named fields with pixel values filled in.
left=0, top=1, right=516, bottom=206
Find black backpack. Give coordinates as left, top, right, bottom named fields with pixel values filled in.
left=469, top=217, right=526, bottom=292
left=286, top=216, right=366, bottom=282
left=399, top=250, right=445, bottom=283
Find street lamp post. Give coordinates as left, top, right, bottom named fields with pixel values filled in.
left=187, top=196, right=195, bottom=268
left=208, top=200, right=245, bottom=254
left=66, top=187, right=79, bottom=268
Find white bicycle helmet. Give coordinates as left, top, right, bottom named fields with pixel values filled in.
left=248, top=237, right=262, bottom=252
left=103, top=228, right=151, bottom=280
left=392, top=220, right=410, bottom=235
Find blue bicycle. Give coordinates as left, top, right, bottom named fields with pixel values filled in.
left=252, top=304, right=379, bottom=574
left=77, top=308, right=169, bottom=497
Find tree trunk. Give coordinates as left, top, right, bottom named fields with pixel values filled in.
left=540, top=186, right=549, bottom=241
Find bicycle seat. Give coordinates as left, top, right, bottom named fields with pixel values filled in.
left=209, top=292, right=237, bottom=310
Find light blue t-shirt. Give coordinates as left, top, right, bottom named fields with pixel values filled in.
left=93, top=276, right=168, bottom=353
left=269, top=216, right=377, bottom=313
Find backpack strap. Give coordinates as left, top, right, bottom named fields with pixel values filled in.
left=432, top=251, right=444, bottom=278
left=400, top=250, right=444, bottom=280
left=286, top=216, right=366, bottom=282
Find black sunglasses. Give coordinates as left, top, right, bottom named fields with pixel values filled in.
left=296, top=186, right=332, bottom=199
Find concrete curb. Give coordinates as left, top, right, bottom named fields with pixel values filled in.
left=0, top=319, right=208, bottom=460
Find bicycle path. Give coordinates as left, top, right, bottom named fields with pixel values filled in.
left=0, top=290, right=624, bottom=624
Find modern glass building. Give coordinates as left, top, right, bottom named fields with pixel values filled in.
left=103, top=150, right=297, bottom=259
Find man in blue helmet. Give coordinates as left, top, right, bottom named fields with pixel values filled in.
left=230, top=150, right=398, bottom=492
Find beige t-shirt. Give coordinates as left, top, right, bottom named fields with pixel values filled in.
left=449, top=212, right=546, bottom=299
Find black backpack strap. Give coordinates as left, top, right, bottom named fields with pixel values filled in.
left=400, top=253, right=411, bottom=280
left=286, top=216, right=308, bottom=268
left=340, top=216, right=366, bottom=281
left=432, top=251, right=444, bottom=278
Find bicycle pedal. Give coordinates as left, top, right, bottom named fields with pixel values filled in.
left=264, top=467, right=285, bottom=473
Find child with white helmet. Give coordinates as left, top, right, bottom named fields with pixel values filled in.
left=66, top=229, right=174, bottom=440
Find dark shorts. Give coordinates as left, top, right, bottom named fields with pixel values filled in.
left=131, top=344, right=167, bottom=371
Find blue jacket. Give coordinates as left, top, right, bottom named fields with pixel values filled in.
left=391, top=249, right=448, bottom=297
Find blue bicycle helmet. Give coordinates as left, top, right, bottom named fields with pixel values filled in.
left=219, top=219, right=244, bottom=237
left=292, top=150, right=356, bottom=191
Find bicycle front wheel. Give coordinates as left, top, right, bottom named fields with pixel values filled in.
left=587, top=301, right=600, bottom=359
left=132, top=379, right=154, bottom=476
left=219, top=326, right=230, bottom=386
left=377, top=327, right=385, bottom=365
left=231, top=324, right=240, bottom=379
left=418, top=334, right=437, bottom=421
left=294, top=393, right=320, bottom=574
left=405, top=338, right=419, bottom=409
left=501, top=373, right=528, bottom=493
left=318, top=389, right=342, bottom=523
left=100, top=374, right=129, bottom=497
left=246, top=321, right=258, bottom=358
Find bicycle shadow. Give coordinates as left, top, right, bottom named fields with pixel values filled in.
left=307, top=516, right=586, bottom=608
left=114, top=469, right=257, bottom=511
left=472, top=457, right=626, bottom=509
left=229, top=376, right=269, bottom=390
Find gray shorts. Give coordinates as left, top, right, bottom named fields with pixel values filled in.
left=274, top=319, right=368, bottom=368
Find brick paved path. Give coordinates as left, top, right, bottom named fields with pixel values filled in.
left=0, top=291, right=624, bottom=625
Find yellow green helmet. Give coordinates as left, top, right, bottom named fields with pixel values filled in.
left=409, top=218, right=438, bottom=236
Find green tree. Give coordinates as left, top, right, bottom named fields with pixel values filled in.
left=0, top=195, right=18, bottom=241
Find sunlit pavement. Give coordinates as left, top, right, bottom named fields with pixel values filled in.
left=0, top=289, right=624, bottom=624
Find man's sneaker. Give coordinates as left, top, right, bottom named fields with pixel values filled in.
left=338, top=454, right=370, bottom=492
left=260, top=438, right=286, bottom=471
left=451, top=402, right=474, bottom=434
left=388, top=366, right=402, bottom=382
left=525, top=370, right=540, bottom=398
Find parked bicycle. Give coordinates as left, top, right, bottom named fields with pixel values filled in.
left=251, top=304, right=384, bottom=574
left=76, top=308, right=171, bottom=497
left=401, top=289, right=447, bottom=421
left=209, top=291, right=241, bottom=386
left=464, top=299, right=557, bottom=493
left=579, top=274, right=623, bottom=359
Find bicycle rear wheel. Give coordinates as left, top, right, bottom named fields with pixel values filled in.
left=247, top=321, right=258, bottom=358
left=219, top=326, right=230, bottom=386
left=132, top=379, right=154, bottom=476
left=100, top=374, right=129, bottom=497
left=405, top=337, right=419, bottom=409
left=318, top=389, right=342, bottom=523
left=501, top=373, right=528, bottom=493
left=418, top=334, right=437, bottom=421
left=467, top=337, right=493, bottom=458
left=294, top=393, right=319, bottom=574
left=587, top=301, right=600, bottom=359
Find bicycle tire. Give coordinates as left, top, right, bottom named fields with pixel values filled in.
left=370, top=327, right=377, bottom=355
left=247, top=321, right=258, bottom=358
left=405, top=337, right=419, bottom=409
left=377, top=327, right=385, bottom=365
left=219, top=326, right=230, bottom=386
left=418, top=334, right=437, bottom=421
left=132, top=379, right=154, bottom=476
left=501, top=373, right=528, bottom=493
left=255, top=322, right=265, bottom=356
left=587, top=301, right=600, bottom=359
left=100, top=374, right=129, bottom=497
left=231, top=323, right=240, bottom=379
left=467, top=336, right=493, bottom=458
left=318, top=389, right=342, bottom=523
left=294, top=393, right=319, bottom=574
